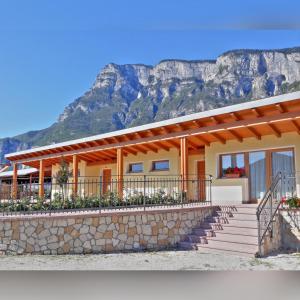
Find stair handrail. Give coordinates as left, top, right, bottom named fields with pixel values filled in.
left=256, top=171, right=282, bottom=256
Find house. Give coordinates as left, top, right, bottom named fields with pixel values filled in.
left=4, top=91, right=300, bottom=205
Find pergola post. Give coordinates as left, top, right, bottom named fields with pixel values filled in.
left=73, top=154, right=79, bottom=196
left=180, top=137, right=189, bottom=196
left=117, top=148, right=124, bottom=199
left=38, top=160, right=45, bottom=199
left=12, top=163, right=18, bottom=199
left=29, top=174, right=33, bottom=197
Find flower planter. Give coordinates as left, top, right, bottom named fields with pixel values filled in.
left=225, top=173, right=241, bottom=178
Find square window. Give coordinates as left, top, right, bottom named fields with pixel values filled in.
left=152, top=160, right=170, bottom=171
left=220, top=153, right=245, bottom=177
left=128, top=163, right=143, bottom=173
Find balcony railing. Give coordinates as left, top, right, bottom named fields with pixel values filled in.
left=0, top=175, right=212, bottom=215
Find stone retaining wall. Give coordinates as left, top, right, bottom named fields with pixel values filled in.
left=280, top=209, right=300, bottom=251
left=261, top=209, right=300, bottom=256
left=0, top=206, right=215, bottom=255
left=260, top=214, right=282, bottom=256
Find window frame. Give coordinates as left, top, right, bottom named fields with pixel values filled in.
left=219, top=152, right=246, bottom=178
left=128, top=162, right=144, bottom=174
left=151, top=160, right=170, bottom=172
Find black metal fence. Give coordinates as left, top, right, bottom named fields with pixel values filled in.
left=257, top=172, right=283, bottom=255
left=0, top=175, right=212, bottom=215
left=280, top=172, right=298, bottom=199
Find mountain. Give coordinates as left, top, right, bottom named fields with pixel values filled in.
left=1, top=46, right=300, bottom=162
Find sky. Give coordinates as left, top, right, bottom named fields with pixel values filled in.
left=0, top=0, right=300, bottom=138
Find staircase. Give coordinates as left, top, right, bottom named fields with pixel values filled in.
left=178, top=204, right=259, bottom=257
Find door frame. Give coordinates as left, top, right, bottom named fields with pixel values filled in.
left=248, top=147, right=295, bottom=202
left=196, top=160, right=206, bottom=201
left=102, top=168, right=112, bottom=195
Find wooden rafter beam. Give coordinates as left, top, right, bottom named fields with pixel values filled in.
left=276, top=103, right=287, bottom=113
left=210, top=116, right=221, bottom=125
left=82, top=153, right=103, bottom=161
left=102, top=138, right=110, bottom=145
left=90, top=141, right=101, bottom=147
left=228, top=129, right=243, bottom=143
left=105, top=149, right=117, bottom=156
left=120, top=135, right=131, bottom=142
left=108, top=137, right=119, bottom=143
left=95, top=151, right=115, bottom=160
left=132, top=144, right=147, bottom=154
left=11, top=110, right=300, bottom=164
left=247, top=126, right=262, bottom=140
left=123, top=147, right=138, bottom=156
left=176, top=123, right=188, bottom=131
left=134, top=132, right=144, bottom=139
left=230, top=112, right=241, bottom=121
left=268, top=123, right=281, bottom=138
left=252, top=108, right=263, bottom=118
left=161, top=126, right=172, bottom=134
left=164, top=140, right=180, bottom=149
left=77, top=155, right=93, bottom=162
left=71, top=144, right=82, bottom=150
left=193, top=135, right=210, bottom=147
left=193, top=120, right=203, bottom=128
left=140, top=143, right=158, bottom=153
left=210, top=132, right=226, bottom=144
left=187, top=139, right=199, bottom=150
left=154, top=141, right=170, bottom=151
left=147, top=129, right=156, bottom=137
left=291, top=120, right=300, bottom=135
left=87, top=159, right=117, bottom=166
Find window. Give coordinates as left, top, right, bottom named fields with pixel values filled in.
left=220, top=153, right=245, bottom=177
left=152, top=160, right=170, bottom=171
left=128, top=163, right=143, bottom=173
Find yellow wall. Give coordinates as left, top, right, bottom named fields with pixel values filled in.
left=51, top=160, right=87, bottom=198
left=205, top=132, right=300, bottom=204
left=81, top=148, right=205, bottom=199
left=84, top=148, right=204, bottom=178
left=52, top=148, right=204, bottom=197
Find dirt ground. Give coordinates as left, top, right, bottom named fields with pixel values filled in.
left=0, top=250, right=300, bottom=270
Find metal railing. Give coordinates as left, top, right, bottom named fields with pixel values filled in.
left=0, top=175, right=213, bottom=215
left=256, top=172, right=282, bottom=256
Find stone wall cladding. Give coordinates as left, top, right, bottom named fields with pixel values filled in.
left=261, top=214, right=282, bottom=256
left=0, top=206, right=215, bottom=255
left=261, top=209, right=300, bottom=256
left=280, top=209, right=300, bottom=250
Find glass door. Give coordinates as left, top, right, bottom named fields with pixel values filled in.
left=249, top=151, right=267, bottom=201
left=271, top=150, right=295, bottom=197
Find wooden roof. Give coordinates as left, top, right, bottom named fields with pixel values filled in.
left=6, top=92, right=300, bottom=168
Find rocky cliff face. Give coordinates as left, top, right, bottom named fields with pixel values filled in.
left=1, top=47, right=300, bottom=162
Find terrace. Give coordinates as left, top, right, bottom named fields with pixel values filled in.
left=0, top=174, right=212, bottom=215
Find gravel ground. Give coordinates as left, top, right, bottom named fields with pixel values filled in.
left=0, top=250, right=300, bottom=270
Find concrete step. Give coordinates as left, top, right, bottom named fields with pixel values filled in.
left=221, top=219, right=258, bottom=228
left=213, top=226, right=258, bottom=236
left=196, top=245, right=257, bottom=258
left=184, top=235, right=208, bottom=244
left=217, top=205, right=258, bottom=214
left=177, top=241, right=197, bottom=250
left=207, top=232, right=258, bottom=245
left=199, top=222, right=224, bottom=230
left=215, top=211, right=257, bottom=220
left=178, top=204, right=259, bottom=256
left=206, top=216, right=231, bottom=224
left=192, top=228, right=215, bottom=237
left=197, top=239, right=258, bottom=255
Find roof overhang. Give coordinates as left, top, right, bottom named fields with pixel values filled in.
left=5, top=91, right=300, bottom=168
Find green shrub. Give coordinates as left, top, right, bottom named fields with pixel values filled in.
left=286, top=196, right=300, bottom=208
left=0, top=190, right=185, bottom=213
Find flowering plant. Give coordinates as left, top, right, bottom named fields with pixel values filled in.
left=225, top=166, right=245, bottom=177
left=285, top=196, right=300, bottom=208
